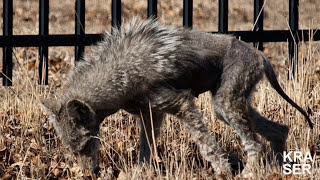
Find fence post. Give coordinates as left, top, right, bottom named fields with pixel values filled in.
left=2, top=0, right=13, bottom=86
left=183, top=0, right=193, bottom=28
left=112, top=0, right=121, bottom=29
left=148, top=0, right=157, bottom=18
left=39, top=0, right=49, bottom=85
left=254, top=0, right=264, bottom=50
left=75, top=0, right=85, bottom=62
left=218, top=0, right=228, bottom=33
left=289, top=0, right=299, bottom=78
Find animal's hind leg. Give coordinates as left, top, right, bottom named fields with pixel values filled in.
left=211, top=58, right=265, bottom=177
left=249, top=107, right=289, bottom=164
left=213, top=94, right=264, bottom=177
left=138, top=112, right=164, bottom=163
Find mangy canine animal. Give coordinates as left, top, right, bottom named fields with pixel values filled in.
left=40, top=18, right=313, bottom=178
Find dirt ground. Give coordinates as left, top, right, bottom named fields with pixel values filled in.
left=0, top=0, right=319, bottom=179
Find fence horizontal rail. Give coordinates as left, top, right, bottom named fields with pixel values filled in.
left=0, top=30, right=319, bottom=47
left=228, top=29, right=320, bottom=42
left=0, top=34, right=103, bottom=47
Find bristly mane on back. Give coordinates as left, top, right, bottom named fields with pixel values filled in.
left=62, top=18, right=185, bottom=105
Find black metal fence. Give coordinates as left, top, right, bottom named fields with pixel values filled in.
left=1, top=0, right=319, bottom=86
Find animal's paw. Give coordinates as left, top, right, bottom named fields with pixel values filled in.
left=236, top=166, right=256, bottom=180
left=233, top=172, right=255, bottom=180
left=213, top=167, right=233, bottom=180
left=242, top=172, right=255, bottom=179
left=214, top=173, right=228, bottom=180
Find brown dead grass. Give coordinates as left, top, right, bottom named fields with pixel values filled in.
left=0, top=0, right=319, bottom=179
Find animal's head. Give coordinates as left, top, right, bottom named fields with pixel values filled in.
left=40, top=98, right=100, bottom=173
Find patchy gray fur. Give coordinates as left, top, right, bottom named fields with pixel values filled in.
left=40, top=18, right=311, bottom=178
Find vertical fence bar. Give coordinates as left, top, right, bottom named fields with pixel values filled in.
left=218, top=0, right=228, bottom=33
left=39, top=0, right=49, bottom=85
left=254, top=0, right=264, bottom=50
left=75, top=0, right=85, bottom=61
left=289, top=0, right=299, bottom=77
left=112, top=0, right=121, bottom=29
left=2, top=0, right=13, bottom=86
left=183, top=0, right=193, bottom=28
left=147, top=0, right=157, bottom=18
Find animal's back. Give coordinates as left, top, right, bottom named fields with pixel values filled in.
left=63, top=18, right=234, bottom=108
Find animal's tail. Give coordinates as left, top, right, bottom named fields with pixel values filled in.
left=261, top=53, right=313, bottom=129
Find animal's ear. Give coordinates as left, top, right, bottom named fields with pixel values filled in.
left=40, top=98, right=61, bottom=115
left=66, top=99, right=96, bottom=128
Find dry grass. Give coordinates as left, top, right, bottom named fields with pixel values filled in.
left=0, top=0, right=319, bottom=179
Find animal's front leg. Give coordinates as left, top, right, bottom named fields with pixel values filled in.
left=168, top=92, right=232, bottom=179
left=138, top=112, right=164, bottom=163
